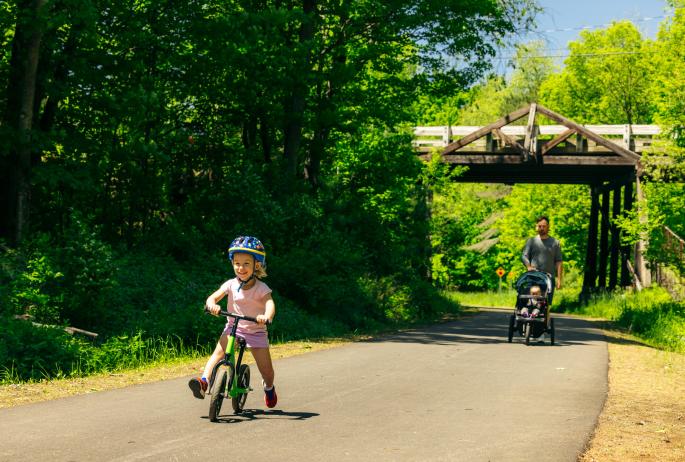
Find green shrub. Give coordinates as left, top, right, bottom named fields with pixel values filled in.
left=0, top=316, right=91, bottom=381
left=562, top=287, right=685, bottom=352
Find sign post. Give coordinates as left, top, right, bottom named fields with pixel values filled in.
left=496, top=267, right=505, bottom=293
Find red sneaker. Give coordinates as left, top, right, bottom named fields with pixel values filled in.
left=264, top=385, right=277, bottom=408
left=188, top=377, right=208, bottom=399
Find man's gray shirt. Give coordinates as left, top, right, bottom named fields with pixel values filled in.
left=521, top=236, right=563, bottom=276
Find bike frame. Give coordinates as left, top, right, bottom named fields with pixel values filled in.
left=208, top=311, right=256, bottom=400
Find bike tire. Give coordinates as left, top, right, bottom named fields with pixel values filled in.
left=232, top=364, right=250, bottom=414
left=208, top=363, right=234, bottom=422
left=524, top=322, right=531, bottom=346
left=208, top=370, right=226, bottom=422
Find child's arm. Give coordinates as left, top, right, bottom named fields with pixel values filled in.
left=256, top=294, right=275, bottom=325
left=205, top=287, right=227, bottom=316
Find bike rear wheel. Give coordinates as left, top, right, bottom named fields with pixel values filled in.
left=208, top=363, right=234, bottom=422
left=232, top=364, right=250, bottom=414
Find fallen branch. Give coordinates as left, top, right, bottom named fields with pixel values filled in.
left=13, top=315, right=98, bottom=338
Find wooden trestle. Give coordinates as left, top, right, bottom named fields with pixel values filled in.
left=414, top=103, right=661, bottom=293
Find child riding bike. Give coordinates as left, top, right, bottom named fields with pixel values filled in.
left=188, top=236, right=277, bottom=408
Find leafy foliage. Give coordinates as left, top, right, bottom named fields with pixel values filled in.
left=1, top=1, right=540, bottom=381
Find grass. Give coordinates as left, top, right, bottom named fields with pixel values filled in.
left=453, top=286, right=685, bottom=354
left=0, top=339, right=352, bottom=409
left=451, top=287, right=580, bottom=310
left=557, top=287, right=685, bottom=353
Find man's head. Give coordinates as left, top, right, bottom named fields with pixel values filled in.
left=535, top=216, right=550, bottom=238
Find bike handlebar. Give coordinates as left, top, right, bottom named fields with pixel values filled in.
left=204, top=307, right=271, bottom=325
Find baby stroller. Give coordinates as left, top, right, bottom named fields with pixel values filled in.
left=507, top=270, right=555, bottom=345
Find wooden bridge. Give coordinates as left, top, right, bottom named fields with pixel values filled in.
left=413, top=104, right=660, bottom=184
left=413, top=104, right=663, bottom=293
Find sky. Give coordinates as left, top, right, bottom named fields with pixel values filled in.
left=532, top=0, right=670, bottom=49
left=497, top=0, right=672, bottom=71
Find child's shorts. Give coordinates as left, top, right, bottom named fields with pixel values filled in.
left=222, top=324, right=269, bottom=349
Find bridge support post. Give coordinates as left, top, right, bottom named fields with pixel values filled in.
left=598, top=189, right=610, bottom=289
left=621, top=181, right=634, bottom=286
left=581, top=185, right=600, bottom=302
left=608, top=185, right=621, bottom=290
left=634, top=176, right=651, bottom=288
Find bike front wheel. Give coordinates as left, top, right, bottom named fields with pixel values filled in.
left=208, top=363, right=234, bottom=422
left=232, top=364, right=250, bottom=414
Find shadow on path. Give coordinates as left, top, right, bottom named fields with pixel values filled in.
left=364, top=308, right=643, bottom=348
left=204, top=409, right=319, bottom=424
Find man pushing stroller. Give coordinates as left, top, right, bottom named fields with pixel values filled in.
left=521, top=215, right=563, bottom=331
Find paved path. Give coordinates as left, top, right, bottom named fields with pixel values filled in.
left=0, top=309, right=608, bottom=461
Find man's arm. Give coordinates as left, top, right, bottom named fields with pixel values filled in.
left=555, top=261, right=563, bottom=289
left=521, top=238, right=535, bottom=271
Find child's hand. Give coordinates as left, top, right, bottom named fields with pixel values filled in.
left=256, top=314, right=271, bottom=325
left=206, top=303, right=221, bottom=316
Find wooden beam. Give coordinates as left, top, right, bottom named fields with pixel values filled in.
left=492, top=128, right=525, bottom=152
left=523, top=103, right=537, bottom=154
left=540, top=128, right=575, bottom=155
left=536, top=104, right=642, bottom=162
left=441, top=105, right=531, bottom=155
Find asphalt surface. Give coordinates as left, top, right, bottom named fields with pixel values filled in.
left=0, top=308, right=608, bottom=462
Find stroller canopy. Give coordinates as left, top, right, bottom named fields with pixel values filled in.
left=515, top=271, right=552, bottom=294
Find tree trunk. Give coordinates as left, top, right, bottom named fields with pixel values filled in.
left=0, top=0, right=47, bottom=245
left=282, top=0, right=315, bottom=180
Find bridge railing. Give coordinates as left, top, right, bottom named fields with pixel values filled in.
left=413, top=124, right=661, bottom=153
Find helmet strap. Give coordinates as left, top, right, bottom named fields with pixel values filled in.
left=237, top=274, right=255, bottom=291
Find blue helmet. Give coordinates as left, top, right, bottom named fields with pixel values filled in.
left=228, top=236, right=266, bottom=265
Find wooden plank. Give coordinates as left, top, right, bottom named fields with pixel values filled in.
left=541, top=128, right=575, bottom=155
left=416, top=124, right=660, bottom=138
left=536, top=104, right=642, bottom=162
left=441, top=105, right=531, bottom=155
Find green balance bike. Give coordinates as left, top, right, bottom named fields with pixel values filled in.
left=205, top=309, right=268, bottom=422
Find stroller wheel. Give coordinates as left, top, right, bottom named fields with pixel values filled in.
left=524, top=323, right=532, bottom=345
left=550, top=318, right=555, bottom=345
left=507, top=315, right=515, bottom=343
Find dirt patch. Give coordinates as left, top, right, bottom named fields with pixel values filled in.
left=579, top=329, right=685, bottom=462
left=0, top=339, right=350, bottom=409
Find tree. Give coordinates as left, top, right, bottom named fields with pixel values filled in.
left=539, top=21, right=656, bottom=125
left=457, top=41, right=556, bottom=124
left=0, top=0, right=47, bottom=245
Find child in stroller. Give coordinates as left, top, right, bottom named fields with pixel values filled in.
left=520, top=285, right=544, bottom=319
left=507, top=271, right=555, bottom=345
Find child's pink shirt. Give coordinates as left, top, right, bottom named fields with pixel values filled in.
left=220, top=278, right=272, bottom=334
